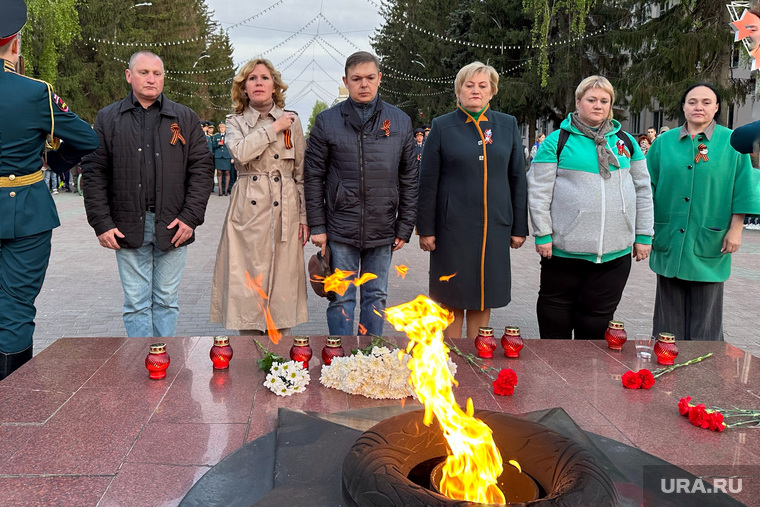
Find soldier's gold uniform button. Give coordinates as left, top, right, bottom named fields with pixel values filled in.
left=9, top=191, right=16, bottom=197
left=8, top=174, right=15, bottom=181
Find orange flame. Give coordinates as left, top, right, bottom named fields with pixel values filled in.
left=385, top=295, right=508, bottom=503
left=354, top=272, right=378, bottom=286
left=358, top=323, right=367, bottom=335
left=319, top=268, right=355, bottom=295
left=243, top=270, right=281, bottom=344
left=439, top=272, right=457, bottom=282
left=395, top=264, right=409, bottom=279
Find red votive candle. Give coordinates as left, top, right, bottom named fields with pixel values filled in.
left=474, top=327, right=497, bottom=359
left=604, top=321, right=627, bottom=350
left=501, top=326, right=524, bottom=358
left=210, top=335, right=233, bottom=370
left=290, top=336, right=313, bottom=369
left=145, top=343, right=170, bottom=380
left=654, top=332, right=679, bottom=365
left=322, top=336, right=345, bottom=365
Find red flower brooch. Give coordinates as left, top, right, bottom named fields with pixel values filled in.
left=492, top=368, right=518, bottom=396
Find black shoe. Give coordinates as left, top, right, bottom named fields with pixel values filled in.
left=0, top=346, right=33, bottom=381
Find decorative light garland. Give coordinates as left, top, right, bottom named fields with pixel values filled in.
left=235, top=14, right=320, bottom=66
left=379, top=84, right=452, bottom=97
left=225, top=0, right=289, bottom=31
left=315, top=38, right=345, bottom=66
left=168, top=89, right=232, bottom=100
left=403, top=21, right=606, bottom=51
left=110, top=54, right=235, bottom=76
left=87, top=36, right=204, bottom=48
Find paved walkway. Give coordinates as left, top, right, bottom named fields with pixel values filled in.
left=33, top=191, right=760, bottom=357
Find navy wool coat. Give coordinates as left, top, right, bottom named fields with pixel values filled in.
left=417, top=105, right=528, bottom=310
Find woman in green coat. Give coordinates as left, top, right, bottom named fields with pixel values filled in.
left=646, top=83, right=760, bottom=340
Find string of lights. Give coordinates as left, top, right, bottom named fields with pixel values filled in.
left=315, top=38, right=345, bottom=66
left=167, top=89, right=231, bottom=100
left=382, top=67, right=456, bottom=84
left=318, top=14, right=362, bottom=52
left=404, top=20, right=607, bottom=51
left=109, top=54, right=234, bottom=76
left=379, top=84, right=451, bottom=97
left=235, top=14, right=321, bottom=66
left=278, top=37, right=317, bottom=69
left=88, top=36, right=206, bottom=48
left=225, top=0, right=289, bottom=31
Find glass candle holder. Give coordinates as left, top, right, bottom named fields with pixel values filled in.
left=145, top=343, right=170, bottom=380
left=654, top=332, right=679, bottom=365
left=322, top=336, right=345, bottom=366
left=604, top=321, right=627, bottom=350
left=474, top=327, right=497, bottom=359
left=210, top=335, right=233, bottom=370
left=501, top=326, right=524, bottom=358
left=290, top=336, right=313, bottom=369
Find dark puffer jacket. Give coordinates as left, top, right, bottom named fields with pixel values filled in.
left=304, top=98, right=418, bottom=248
left=82, top=94, right=214, bottom=251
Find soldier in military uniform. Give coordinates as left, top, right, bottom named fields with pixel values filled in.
left=413, top=127, right=425, bottom=163
left=0, top=0, right=99, bottom=379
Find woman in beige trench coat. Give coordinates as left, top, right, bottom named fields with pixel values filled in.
left=210, top=58, right=309, bottom=334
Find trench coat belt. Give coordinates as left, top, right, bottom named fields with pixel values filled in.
left=0, top=170, right=44, bottom=187
left=238, top=170, right=291, bottom=241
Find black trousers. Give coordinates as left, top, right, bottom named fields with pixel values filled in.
left=652, top=275, right=724, bottom=341
left=537, top=254, right=631, bottom=340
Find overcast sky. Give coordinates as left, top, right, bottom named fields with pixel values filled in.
left=205, top=0, right=385, bottom=119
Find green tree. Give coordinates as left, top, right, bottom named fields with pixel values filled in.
left=612, top=0, right=750, bottom=122
left=56, top=0, right=234, bottom=122
left=22, top=0, right=80, bottom=82
left=306, top=99, right=329, bottom=136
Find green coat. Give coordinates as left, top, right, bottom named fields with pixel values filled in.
left=646, top=123, right=760, bottom=282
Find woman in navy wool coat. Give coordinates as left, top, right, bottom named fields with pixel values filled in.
left=417, top=61, right=528, bottom=338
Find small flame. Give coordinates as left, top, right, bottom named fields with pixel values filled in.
left=354, top=272, right=378, bottom=286
left=358, top=323, right=367, bottom=335
left=439, top=272, right=457, bottom=282
left=243, top=270, right=281, bottom=344
left=395, top=264, right=409, bottom=278
left=385, top=295, right=509, bottom=504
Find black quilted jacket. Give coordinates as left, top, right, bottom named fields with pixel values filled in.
left=81, top=94, right=214, bottom=251
left=304, top=98, right=418, bottom=248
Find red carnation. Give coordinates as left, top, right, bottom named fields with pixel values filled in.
left=678, top=396, right=692, bottom=416
left=622, top=370, right=642, bottom=389
left=707, top=411, right=726, bottom=432
left=637, top=369, right=655, bottom=389
left=492, top=368, right=518, bottom=396
left=688, top=404, right=710, bottom=429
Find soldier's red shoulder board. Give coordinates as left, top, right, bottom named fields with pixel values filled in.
left=52, top=93, right=69, bottom=112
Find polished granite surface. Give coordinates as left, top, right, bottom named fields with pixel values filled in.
left=1, top=336, right=759, bottom=506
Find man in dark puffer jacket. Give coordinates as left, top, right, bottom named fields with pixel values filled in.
left=305, top=51, right=418, bottom=336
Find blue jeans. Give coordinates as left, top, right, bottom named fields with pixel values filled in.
left=326, top=241, right=392, bottom=336
left=115, top=213, right=187, bottom=337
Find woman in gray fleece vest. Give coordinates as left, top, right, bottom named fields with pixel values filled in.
left=527, top=76, right=654, bottom=340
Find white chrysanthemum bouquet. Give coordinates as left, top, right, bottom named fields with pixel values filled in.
left=320, top=346, right=457, bottom=399
left=264, top=360, right=310, bottom=396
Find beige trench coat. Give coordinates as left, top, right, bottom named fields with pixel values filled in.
left=210, top=105, right=308, bottom=330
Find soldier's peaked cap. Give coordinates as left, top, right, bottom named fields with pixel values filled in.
left=0, top=0, right=26, bottom=42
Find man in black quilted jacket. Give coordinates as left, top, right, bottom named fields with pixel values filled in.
left=304, top=51, right=418, bottom=336
left=82, top=50, right=213, bottom=338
